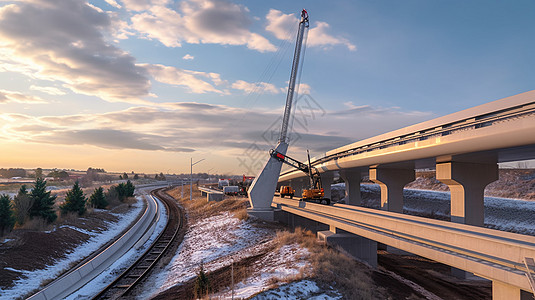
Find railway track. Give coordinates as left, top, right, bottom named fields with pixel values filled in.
left=93, top=188, right=184, bottom=299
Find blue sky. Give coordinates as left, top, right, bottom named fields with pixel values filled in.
left=0, top=0, right=534, bottom=174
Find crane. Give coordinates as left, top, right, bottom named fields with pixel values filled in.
left=248, top=9, right=310, bottom=213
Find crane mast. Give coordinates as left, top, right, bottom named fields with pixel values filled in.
left=247, top=9, right=310, bottom=217
left=279, top=9, right=309, bottom=144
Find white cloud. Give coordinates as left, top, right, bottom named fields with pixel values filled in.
left=0, top=89, right=46, bottom=104
left=309, top=22, right=356, bottom=51
left=30, top=85, right=66, bottom=96
left=182, top=54, right=194, bottom=60
left=232, top=80, right=280, bottom=94
left=141, top=63, right=225, bottom=94
left=104, top=0, right=122, bottom=9
left=266, top=9, right=295, bottom=40
left=265, top=9, right=356, bottom=51
left=129, top=0, right=276, bottom=52
left=122, top=0, right=171, bottom=12
left=0, top=0, right=152, bottom=104
left=280, top=83, right=312, bottom=95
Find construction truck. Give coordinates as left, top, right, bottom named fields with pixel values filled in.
left=279, top=185, right=295, bottom=198
left=271, top=149, right=330, bottom=205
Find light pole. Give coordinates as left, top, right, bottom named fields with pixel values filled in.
left=191, top=158, right=205, bottom=201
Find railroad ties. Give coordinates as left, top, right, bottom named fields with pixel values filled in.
left=93, top=188, right=183, bottom=299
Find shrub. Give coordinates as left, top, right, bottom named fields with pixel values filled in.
left=0, top=194, right=15, bottom=236
left=60, top=181, right=87, bottom=216
left=193, top=262, right=211, bottom=299
left=13, top=185, right=33, bottom=225
left=30, top=177, right=57, bottom=223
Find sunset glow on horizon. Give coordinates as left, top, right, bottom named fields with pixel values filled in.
left=1, top=0, right=534, bottom=174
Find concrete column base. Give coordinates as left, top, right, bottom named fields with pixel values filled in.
left=318, top=230, right=377, bottom=267
left=207, top=193, right=223, bottom=202
left=247, top=208, right=278, bottom=222
left=492, top=280, right=533, bottom=300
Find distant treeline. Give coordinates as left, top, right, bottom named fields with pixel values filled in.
left=0, top=168, right=26, bottom=178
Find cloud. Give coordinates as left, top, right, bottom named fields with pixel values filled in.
left=280, top=83, right=312, bottom=95
left=182, top=54, right=194, bottom=60
left=0, top=89, right=46, bottom=104
left=36, top=129, right=195, bottom=152
left=232, top=80, right=280, bottom=94
left=129, top=0, right=276, bottom=52
left=141, top=63, right=225, bottom=94
left=104, top=0, right=122, bottom=9
left=266, top=9, right=356, bottom=51
left=30, top=85, right=66, bottom=96
left=308, top=22, right=356, bottom=51
left=0, top=0, right=152, bottom=104
left=1, top=98, right=433, bottom=170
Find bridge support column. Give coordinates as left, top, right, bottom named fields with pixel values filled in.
left=436, top=162, right=498, bottom=226
left=369, top=167, right=415, bottom=213
left=291, top=178, right=308, bottom=199
left=318, top=226, right=377, bottom=267
left=322, top=172, right=334, bottom=201
left=492, top=280, right=532, bottom=300
left=340, top=170, right=361, bottom=206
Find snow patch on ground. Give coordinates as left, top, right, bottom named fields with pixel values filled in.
left=336, top=183, right=535, bottom=235
left=143, top=211, right=322, bottom=300
left=251, top=280, right=342, bottom=300
left=0, top=195, right=146, bottom=299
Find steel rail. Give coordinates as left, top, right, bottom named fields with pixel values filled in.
left=93, top=188, right=182, bottom=299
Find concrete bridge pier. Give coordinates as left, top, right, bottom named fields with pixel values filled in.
left=339, top=170, right=361, bottom=205
left=436, top=161, right=498, bottom=226
left=291, top=177, right=308, bottom=198
left=322, top=172, right=334, bottom=200
left=492, top=280, right=532, bottom=300
left=318, top=225, right=377, bottom=267
left=436, top=161, right=498, bottom=279
left=369, top=166, right=415, bottom=213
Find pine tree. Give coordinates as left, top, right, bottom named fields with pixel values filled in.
left=13, top=185, right=33, bottom=225
left=89, top=187, right=108, bottom=209
left=30, top=177, right=57, bottom=223
left=61, top=181, right=86, bottom=215
left=125, top=180, right=135, bottom=197
left=0, top=194, right=15, bottom=236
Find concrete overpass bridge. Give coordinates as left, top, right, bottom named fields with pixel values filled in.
left=273, top=90, right=535, bottom=299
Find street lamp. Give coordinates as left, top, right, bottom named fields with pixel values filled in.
left=191, top=158, right=205, bottom=201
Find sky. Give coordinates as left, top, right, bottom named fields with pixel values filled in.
left=0, top=0, right=534, bottom=175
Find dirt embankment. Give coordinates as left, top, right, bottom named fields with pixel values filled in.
left=0, top=202, right=135, bottom=292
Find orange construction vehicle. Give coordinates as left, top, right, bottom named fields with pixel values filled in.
left=271, top=149, right=330, bottom=205
left=279, top=185, right=295, bottom=198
